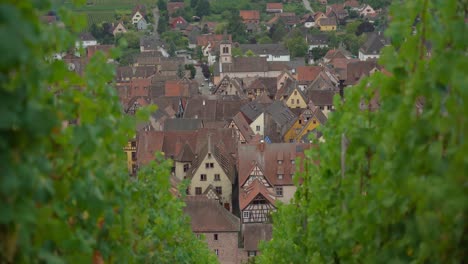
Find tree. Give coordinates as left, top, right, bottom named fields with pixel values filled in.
left=310, top=46, right=330, bottom=62
left=0, top=1, right=217, bottom=263
left=157, top=11, right=169, bottom=34
left=157, top=0, right=167, bottom=11
left=269, top=20, right=287, bottom=43
left=245, top=50, right=256, bottom=57
left=168, top=41, right=177, bottom=57
left=259, top=0, right=466, bottom=263
left=177, top=64, right=186, bottom=79
left=356, top=21, right=375, bottom=36
left=227, top=14, right=248, bottom=44
left=285, top=35, right=308, bottom=58
left=258, top=36, right=273, bottom=44
left=185, top=64, right=196, bottom=79
left=195, top=0, right=210, bottom=18
left=201, top=64, right=211, bottom=78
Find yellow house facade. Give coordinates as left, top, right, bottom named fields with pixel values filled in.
left=187, top=143, right=235, bottom=211
left=123, top=139, right=137, bottom=175
left=285, top=87, right=307, bottom=109
left=283, top=108, right=327, bottom=142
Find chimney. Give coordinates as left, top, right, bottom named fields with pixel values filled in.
left=207, top=133, right=212, bottom=154
left=339, top=80, right=345, bottom=100
left=258, top=141, right=265, bottom=152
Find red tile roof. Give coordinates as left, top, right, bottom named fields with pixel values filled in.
left=239, top=179, right=276, bottom=210
left=86, top=45, right=114, bottom=59
left=266, top=3, right=283, bottom=10
left=137, top=131, right=165, bottom=165
left=237, top=142, right=311, bottom=188
left=296, top=66, right=323, bottom=82
left=240, top=10, right=260, bottom=21
left=196, top=34, right=231, bottom=47
left=164, top=80, right=190, bottom=97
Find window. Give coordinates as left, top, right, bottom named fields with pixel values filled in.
left=200, top=174, right=207, bottom=181
left=276, top=187, right=283, bottom=197
left=195, top=187, right=202, bottom=195
left=214, top=249, right=219, bottom=256
left=299, top=119, right=302, bottom=124
left=214, top=174, right=220, bottom=181
left=208, top=153, right=212, bottom=159
left=277, top=160, right=283, bottom=165
left=131, top=151, right=137, bottom=161
left=214, top=234, right=218, bottom=240
left=297, top=99, right=300, bottom=104
left=256, top=126, right=260, bottom=131
left=291, top=159, right=295, bottom=164
left=290, top=99, right=294, bottom=104
left=248, top=251, right=257, bottom=257
left=183, top=163, right=190, bottom=172
left=294, top=91, right=297, bottom=95
left=313, top=120, right=317, bottom=124
left=243, top=211, right=250, bottom=218
left=277, top=174, right=283, bottom=180
left=215, top=186, right=222, bottom=195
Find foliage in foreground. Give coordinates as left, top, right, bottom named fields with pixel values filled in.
left=259, top=0, right=467, bottom=263
left=0, top=1, right=217, bottom=263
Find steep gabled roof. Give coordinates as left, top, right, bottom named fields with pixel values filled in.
left=186, top=141, right=236, bottom=184
left=360, top=31, right=388, bottom=55
left=137, top=131, right=165, bottom=165
left=184, top=196, right=240, bottom=232
left=176, top=142, right=195, bottom=162
left=239, top=179, right=276, bottom=210
left=232, top=112, right=255, bottom=142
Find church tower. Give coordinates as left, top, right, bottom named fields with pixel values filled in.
left=219, top=30, right=232, bottom=64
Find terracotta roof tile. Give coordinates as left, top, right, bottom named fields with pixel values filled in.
left=296, top=66, right=323, bottom=83
left=266, top=3, right=283, bottom=10
left=240, top=10, right=260, bottom=21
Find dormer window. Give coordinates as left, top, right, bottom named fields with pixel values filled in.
left=277, top=160, right=283, bottom=165
left=277, top=174, right=284, bottom=180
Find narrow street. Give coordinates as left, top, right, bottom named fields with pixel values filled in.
left=152, top=6, right=159, bottom=38
left=194, top=66, right=212, bottom=95
left=302, top=0, right=314, bottom=13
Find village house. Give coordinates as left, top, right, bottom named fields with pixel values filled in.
left=302, top=13, right=316, bottom=28
left=184, top=196, right=241, bottom=264
left=228, top=112, right=256, bottom=144
left=317, top=17, right=337, bottom=31
left=186, top=133, right=236, bottom=211
left=326, top=3, right=349, bottom=24
left=294, top=65, right=323, bottom=90
left=239, top=10, right=260, bottom=24
left=239, top=43, right=291, bottom=62
left=215, top=40, right=290, bottom=85
left=358, top=31, right=388, bottom=61
left=238, top=142, right=311, bottom=208
left=266, top=3, right=283, bottom=13
left=76, top=32, right=97, bottom=48
left=245, top=77, right=277, bottom=100
left=212, top=76, right=246, bottom=98
left=111, top=22, right=127, bottom=36
left=283, top=105, right=328, bottom=142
